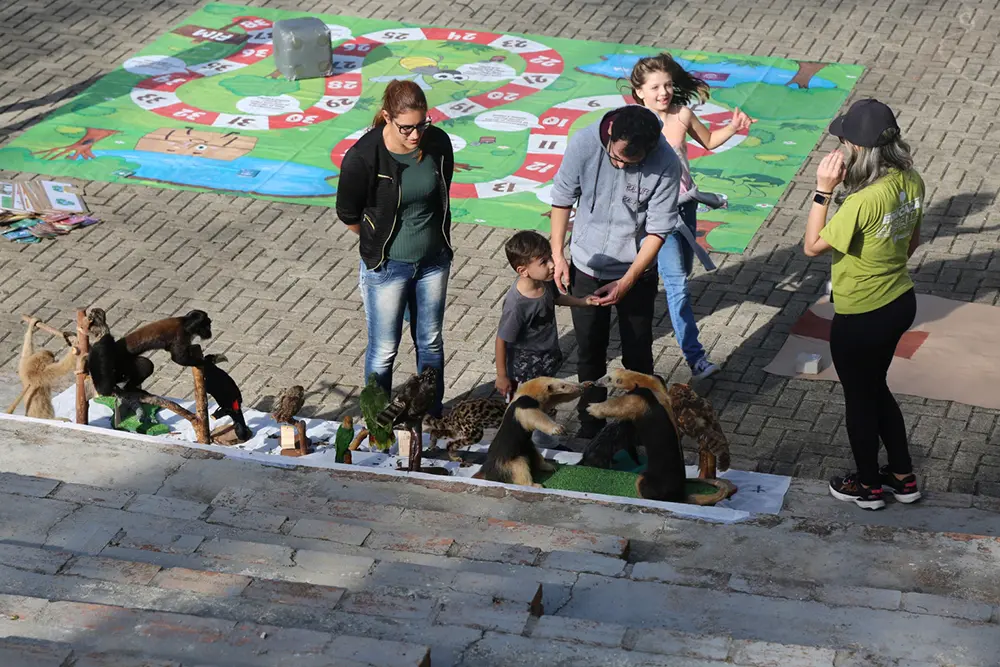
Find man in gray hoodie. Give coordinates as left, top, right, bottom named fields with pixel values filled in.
left=549, top=104, right=714, bottom=437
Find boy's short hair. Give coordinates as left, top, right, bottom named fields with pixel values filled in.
left=504, top=230, right=551, bottom=270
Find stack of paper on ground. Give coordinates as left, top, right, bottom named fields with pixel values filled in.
left=1, top=179, right=98, bottom=243
left=51, top=387, right=789, bottom=522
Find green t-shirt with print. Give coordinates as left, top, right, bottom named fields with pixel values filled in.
left=819, top=169, right=924, bottom=315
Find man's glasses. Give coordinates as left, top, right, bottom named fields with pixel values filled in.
left=394, top=119, right=432, bottom=136
left=605, top=143, right=643, bottom=169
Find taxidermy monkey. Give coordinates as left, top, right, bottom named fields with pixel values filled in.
left=85, top=308, right=151, bottom=396
left=7, top=318, right=79, bottom=419
left=121, top=310, right=212, bottom=367
left=481, top=377, right=586, bottom=487
left=587, top=376, right=686, bottom=503
left=202, top=354, right=252, bottom=441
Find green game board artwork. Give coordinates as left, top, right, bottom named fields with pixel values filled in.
left=0, top=3, right=862, bottom=253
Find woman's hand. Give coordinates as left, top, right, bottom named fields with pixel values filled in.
left=816, top=151, right=846, bottom=192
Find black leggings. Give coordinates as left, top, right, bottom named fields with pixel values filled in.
left=829, top=289, right=916, bottom=487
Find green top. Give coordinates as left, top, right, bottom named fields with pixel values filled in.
left=820, top=168, right=924, bottom=315
left=387, top=149, right=445, bottom=263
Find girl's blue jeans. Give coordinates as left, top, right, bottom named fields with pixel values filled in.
left=657, top=200, right=706, bottom=368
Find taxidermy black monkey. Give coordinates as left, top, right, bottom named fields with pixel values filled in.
left=587, top=377, right=686, bottom=503
left=481, top=377, right=586, bottom=487
left=202, top=354, right=252, bottom=441
left=7, top=318, right=79, bottom=419
left=85, top=308, right=144, bottom=396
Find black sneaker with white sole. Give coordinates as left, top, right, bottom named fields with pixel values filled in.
left=878, top=465, right=922, bottom=503
left=829, top=473, right=886, bottom=510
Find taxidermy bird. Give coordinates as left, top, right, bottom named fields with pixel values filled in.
left=667, top=383, right=730, bottom=471
left=376, top=366, right=439, bottom=471
left=334, top=415, right=355, bottom=464
left=271, top=385, right=305, bottom=424
left=359, top=374, right=394, bottom=451
left=376, top=367, right=438, bottom=429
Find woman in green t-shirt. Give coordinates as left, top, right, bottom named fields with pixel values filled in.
left=336, top=80, right=455, bottom=415
left=802, top=99, right=923, bottom=510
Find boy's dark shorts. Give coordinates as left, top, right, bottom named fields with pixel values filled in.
left=508, top=347, right=563, bottom=384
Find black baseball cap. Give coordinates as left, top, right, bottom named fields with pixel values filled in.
left=829, top=98, right=899, bottom=147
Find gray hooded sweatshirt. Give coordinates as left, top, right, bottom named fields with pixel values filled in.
left=550, top=106, right=715, bottom=280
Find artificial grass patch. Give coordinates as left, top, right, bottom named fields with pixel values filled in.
left=539, top=463, right=722, bottom=501
left=540, top=464, right=641, bottom=498
left=93, top=396, right=171, bottom=436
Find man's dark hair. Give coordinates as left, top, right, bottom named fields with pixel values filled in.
left=610, top=106, right=661, bottom=160
left=504, top=230, right=551, bottom=270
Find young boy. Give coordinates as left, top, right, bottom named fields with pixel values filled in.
left=495, top=231, right=600, bottom=400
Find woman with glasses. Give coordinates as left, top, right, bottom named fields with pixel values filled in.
left=803, top=98, right=923, bottom=510
left=336, top=79, right=455, bottom=414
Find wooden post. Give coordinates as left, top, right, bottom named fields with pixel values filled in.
left=698, top=450, right=717, bottom=480
left=191, top=365, right=210, bottom=444
left=74, top=309, right=89, bottom=425
left=295, top=420, right=310, bottom=454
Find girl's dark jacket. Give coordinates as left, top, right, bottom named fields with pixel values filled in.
left=335, top=124, right=455, bottom=270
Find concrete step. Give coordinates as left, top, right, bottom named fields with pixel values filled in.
left=550, top=572, right=998, bottom=666
left=2, top=422, right=999, bottom=665
left=208, top=484, right=630, bottom=558
left=0, top=535, right=540, bottom=667
left=0, top=594, right=431, bottom=667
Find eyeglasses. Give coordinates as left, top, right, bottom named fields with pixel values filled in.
left=393, top=119, right=432, bottom=136
left=605, top=143, right=643, bottom=169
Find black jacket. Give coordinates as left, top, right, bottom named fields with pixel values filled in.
left=335, top=124, right=455, bottom=270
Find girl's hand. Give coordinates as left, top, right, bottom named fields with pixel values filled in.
left=816, top=151, right=846, bottom=192
left=584, top=295, right=601, bottom=306
left=730, top=107, right=756, bottom=132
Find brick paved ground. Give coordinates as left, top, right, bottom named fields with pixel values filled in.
left=1, top=0, right=999, bottom=495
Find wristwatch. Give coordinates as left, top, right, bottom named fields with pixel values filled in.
left=814, top=190, right=832, bottom=205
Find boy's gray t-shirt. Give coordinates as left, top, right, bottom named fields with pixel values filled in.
left=497, top=280, right=559, bottom=353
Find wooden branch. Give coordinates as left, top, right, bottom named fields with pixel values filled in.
left=115, top=391, right=197, bottom=422
left=21, top=314, right=75, bottom=347
left=191, top=365, right=209, bottom=445
left=348, top=428, right=369, bottom=451
left=698, top=450, right=717, bottom=480
left=74, top=309, right=89, bottom=425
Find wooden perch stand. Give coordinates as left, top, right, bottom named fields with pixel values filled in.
left=696, top=450, right=737, bottom=502
left=697, top=451, right=718, bottom=480
left=74, top=309, right=89, bottom=425
left=73, top=307, right=212, bottom=444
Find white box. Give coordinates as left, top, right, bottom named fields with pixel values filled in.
left=795, top=353, right=822, bottom=375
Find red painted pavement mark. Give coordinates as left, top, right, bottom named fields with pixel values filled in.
left=790, top=309, right=930, bottom=359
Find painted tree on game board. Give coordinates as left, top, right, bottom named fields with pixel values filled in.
left=33, top=128, right=119, bottom=161
left=787, top=62, right=829, bottom=89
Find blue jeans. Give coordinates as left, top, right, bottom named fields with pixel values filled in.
left=657, top=200, right=706, bottom=367
left=359, top=250, right=450, bottom=415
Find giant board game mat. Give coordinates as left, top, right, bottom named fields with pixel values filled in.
left=0, top=3, right=863, bottom=252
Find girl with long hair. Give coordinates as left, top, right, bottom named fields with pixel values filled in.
left=803, top=98, right=923, bottom=510
left=335, top=80, right=455, bottom=413
left=629, top=53, right=755, bottom=380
